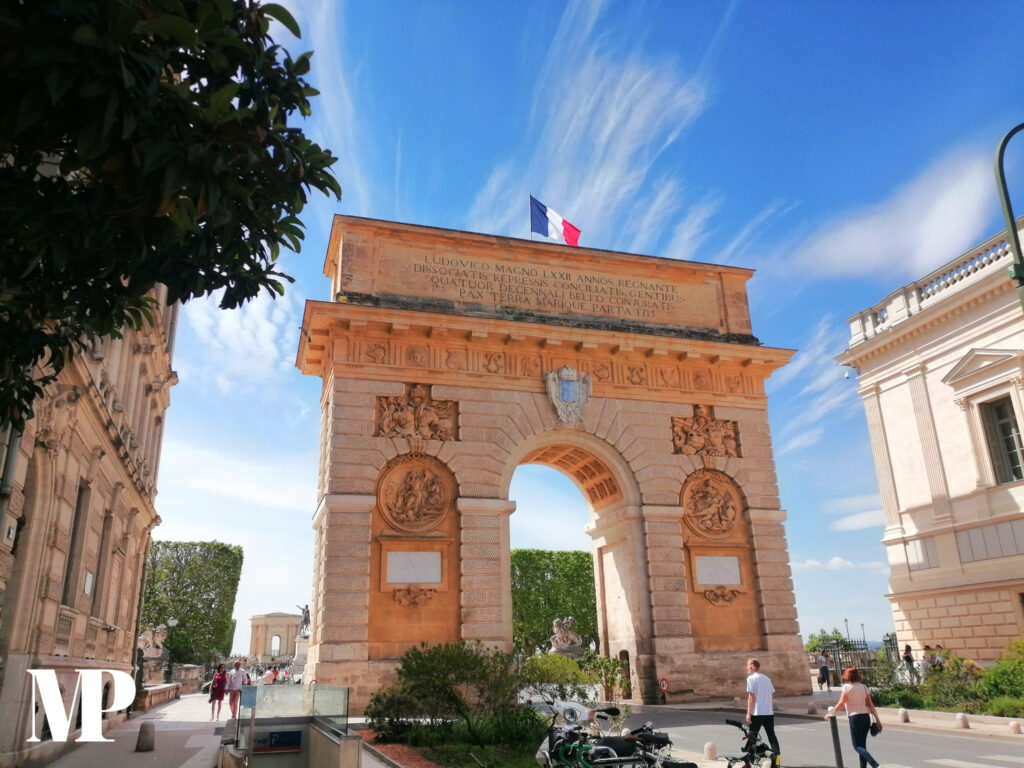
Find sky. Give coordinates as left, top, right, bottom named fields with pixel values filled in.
left=152, top=0, right=1024, bottom=655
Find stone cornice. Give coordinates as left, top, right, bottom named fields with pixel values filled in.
left=297, top=301, right=793, bottom=408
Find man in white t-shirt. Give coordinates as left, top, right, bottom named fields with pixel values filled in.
left=225, top=661, right=248, bottom=718
left=745, top=658, right=781, bottom=764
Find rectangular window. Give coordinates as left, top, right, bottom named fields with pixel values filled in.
left=905, top=537, right=939, bottom=571
left=60, top=482, right=90, bottom=607
left=981, top=396, right=1024, bottom=484
left=957, top=520, right=1024, bottom=563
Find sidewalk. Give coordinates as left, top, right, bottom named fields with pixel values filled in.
left=48, top=693, right=225, bottom=768
left=49, top=692, right=390, bottom=768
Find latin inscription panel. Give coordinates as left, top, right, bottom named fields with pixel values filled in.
left=338, top=240, right=751, bottom=332
left=386, top=551, right=442, bottom=584
left=694, top=555, right=741, bottom=586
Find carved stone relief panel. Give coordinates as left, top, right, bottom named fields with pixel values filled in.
left=671, top=405, right=740, bottom=458
left=375, top=454, right=457, bottom=534
left=681, top=468, right=742, bottom=540
left=376, top=384, right=458, bottom=440
left=393, top=586, right=436, bottom=607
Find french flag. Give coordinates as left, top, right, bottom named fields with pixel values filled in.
left=530, top=195, right=581, bottom=246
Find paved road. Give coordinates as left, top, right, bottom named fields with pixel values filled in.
left=629, top=707, right=1024, bottom=768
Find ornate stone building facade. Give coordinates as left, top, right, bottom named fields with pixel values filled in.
left=297, top=216, right=806, bottom=710
left=839, top=226, right=1024, bottom=663
left=249, top=612, right=302, bottom=663
left=0, top=289, right=177, bottom=766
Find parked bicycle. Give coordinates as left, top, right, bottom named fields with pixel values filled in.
left=722, top=718, right=777, bottom=768
left=534, top=699, right=696, bottom=768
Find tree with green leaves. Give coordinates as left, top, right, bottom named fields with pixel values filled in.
left=510, top=549, right=597, bottom=656
left=141, top=540, right=243, bottom=665
left=0, top=0, right=340, bottom=429
left=804, top=627, right=856, bottom=653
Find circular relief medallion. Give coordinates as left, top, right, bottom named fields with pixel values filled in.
left=376, top=455, right=456, bottom=534
left=681, top=468, right=742, bottom=540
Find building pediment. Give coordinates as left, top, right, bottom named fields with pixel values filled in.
left=940, top=348, right=1023, bottom=387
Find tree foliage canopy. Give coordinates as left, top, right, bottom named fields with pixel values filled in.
left=141, top=540, right=243, bottom=665
left=804, top=627, right=857, bottom=653
left=0, top=0, right=340, bottom=428
left=510, top=549, right=597, bottom=656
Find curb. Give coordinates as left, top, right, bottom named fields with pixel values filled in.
left=362, top=741, right=405, bottom=768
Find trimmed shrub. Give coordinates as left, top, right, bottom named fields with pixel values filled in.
left=984, top=696, right=1024, bottom=718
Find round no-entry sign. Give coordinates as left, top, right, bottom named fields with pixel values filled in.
left=658, top=678, right=669, bottom=692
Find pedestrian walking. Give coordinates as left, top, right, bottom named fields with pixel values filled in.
left=745, top=658, right=781, bottom=765
left=902, top=644, right=918, bottom=683
left=226, top=660, right=248, bottom=718
left=816, top=650, right=831, bottom=691
left=209, top=664, right=227, bottom=721
left=826, top=666, right=882, bottom=768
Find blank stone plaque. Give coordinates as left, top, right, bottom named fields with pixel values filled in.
left=386, top=551, right=442, bottom=584
left=695, top=555, right=740, bottom=586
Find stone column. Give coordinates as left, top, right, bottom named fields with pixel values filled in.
left=458, top=498, right=514, bottom=649
left=308, top=494, right=373, bottom=684
left=861, top=385, right=903, bottom=535
left=641, top=505, right=686, bottom=704
left=906, top=368, right=952, bottom=523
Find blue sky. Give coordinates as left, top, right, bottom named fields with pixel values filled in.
left=152, top=0, right=1024, bottom=654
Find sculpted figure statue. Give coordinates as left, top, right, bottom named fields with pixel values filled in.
left=550, top=617, right=582, bottom=650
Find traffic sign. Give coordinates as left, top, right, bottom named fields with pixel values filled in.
left=658, top=678, right=669, bottom=692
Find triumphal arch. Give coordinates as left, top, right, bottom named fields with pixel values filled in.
left=296, top=216, right=806, bottom=709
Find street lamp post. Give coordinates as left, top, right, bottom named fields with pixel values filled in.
left=994, top=122, right=1024, bottom=312
left=163, top=617, right=178, bottom=684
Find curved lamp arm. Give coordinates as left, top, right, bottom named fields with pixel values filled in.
left=994, top=122, right=1024, bottom=310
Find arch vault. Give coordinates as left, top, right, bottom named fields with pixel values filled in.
left=296, top=216, right=806, bottom=710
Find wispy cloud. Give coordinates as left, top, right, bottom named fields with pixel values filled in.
left=183, top=289, right=301, bottom=394
left=792, top=556, right=887, bottom=575
left=830, top=509, right=885, bottom=531
left=467, top=0, right=708, bottom=252
left=786, top=148, right=994, bottom=279
left=819, top=493, right=886, bottom=531
left=770, top=315, right=861, bottom=453
left=291, top=1, right=372, bottom=215
left=159, top=437, right=317, bottom=513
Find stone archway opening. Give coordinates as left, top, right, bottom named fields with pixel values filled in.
left=506, top=437, right=649, bottom=699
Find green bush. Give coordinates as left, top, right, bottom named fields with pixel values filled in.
left=918, top=655, right=984, bottom=712
left=519, top=653, right=594, bottom=703
left=487, top=703, right=549, bottom=747
left=365, top=687, right=418, bottom=742
left=980, top=635, right=1024, bottom=699
left=578, top=651, right=627, bottom=701
left=983, top=696, right=1024, bottom=718
left=872, top=684, right=924, bottom=709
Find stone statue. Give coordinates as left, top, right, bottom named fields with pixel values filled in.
left=550, top=617, right=583, bottom=657
left=296, top=604, right=310, bottom=637
left=137, top=624, right=168, bottom=656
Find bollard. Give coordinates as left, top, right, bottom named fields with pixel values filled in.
left=135, top=721, right=155, bottom=752
left=898, top=707, right=910, bottom=723
left=807, top=702, right=818, bottom=714
left=955, top=713, right=970, bottom=729
left=704, top=742, right=717, bottom=760
left=826, top=707, right=844, bottom=768
left=1008, top=720, right=1021, bottom=735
